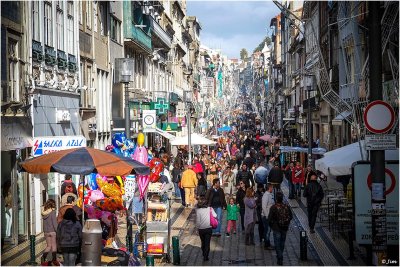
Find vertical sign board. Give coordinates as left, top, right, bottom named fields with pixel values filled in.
left=353, top=161, right=399, bottom=245
left=142, top=110, right=156, bottom=133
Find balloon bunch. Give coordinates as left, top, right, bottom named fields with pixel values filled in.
left=149, top=158, right=164, bottom=183
left=133, top=133, right=150, bottom=200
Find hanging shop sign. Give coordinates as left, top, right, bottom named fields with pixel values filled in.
left=32, top=135, right=86, bottom=157
left=142, top=110, right=157, bottom=132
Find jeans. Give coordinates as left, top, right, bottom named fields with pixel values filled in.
left=294, top=183, right=301, bottom=196
left=173, top=182, right=181, bottom=198
left=239, top=208, right=245, bottom=231
left=226, top=220, right=237, bottom=233
left=212, top=207, right=223, bottom=234
left=63, top=252, right=77, bottom=266
left=262, top=216, right=271, bottom=247
left=307, top=204, right=320, bottom=230
left=272, top=230, right=288, bottom=261
left=179, top=187, right=186, bottom=206
left=198, top=228, right=212, bottom=259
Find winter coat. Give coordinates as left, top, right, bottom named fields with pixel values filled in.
left=236, top=188, right=246, bottom=210
left=292, top=166, right=305, bottom=184
left=226, top=204, right=240, bottom=221
left=57, top=204, right=82, bottom=224
left=261, top=191, right=275, bottom=217
left=180, top=169, right=198, bottom=188
left=42, top=208, right=58, bottom=233
left=303, top=180, right=324, bottom=207
left=205, top=187, right=227, bottom=209
left=57, top=219, right=82, bottom=250
left=193, top=162, right=204, bottom=174
left=236, top=170, right=254, bottom=187
left=268, top=203, right=293, bottom=232
left=268, top=167, right=284, bottom=184
left=244, top=197, right=257, bottom=227
left=171, top=167, right=182, bottom=183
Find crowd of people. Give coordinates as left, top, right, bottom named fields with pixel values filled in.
left=164, top=129, right=324, bottom=265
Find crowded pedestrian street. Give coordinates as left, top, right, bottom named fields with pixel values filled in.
left=1, top=1, right=399, bottom=266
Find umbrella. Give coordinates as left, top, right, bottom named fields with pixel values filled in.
left=218, top=125, right=232, bottom=132
left=315, top=140, right=399, bottom=176
left=19, top=147, right=150, bottom=176
left=171, top=133, right=216, bottom=146
left=279, top=146, right=327, bottom=155
left=259, top=134, right=278, bottom=143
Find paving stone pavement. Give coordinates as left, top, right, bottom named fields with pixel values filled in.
left=179, top=207, right=319, bottom=266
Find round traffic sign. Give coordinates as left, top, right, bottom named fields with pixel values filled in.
left=363, top=100, right=395, bottom=134
left=367, top=168, right=396, bottom=196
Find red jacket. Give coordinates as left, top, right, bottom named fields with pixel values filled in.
left=292, top=166, right=305, bottom=184
left=193, top=162, right=204, bottom=174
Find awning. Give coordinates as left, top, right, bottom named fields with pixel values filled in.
left=1, top=116, right=33, bottom=151
left=332, top=110, right=351, bottom=125
left=155, top=127, right=176, bottom=140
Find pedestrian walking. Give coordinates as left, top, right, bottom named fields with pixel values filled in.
left=41, top=199, right=58, bottom=264
left=171, top=162, right=182, bottom=199
left=60, top=174, right=77, bottom=197
left=244, top=188, right=257, bottom=245
left=235, top=180, right=246, bottom=231
left=235, top=163, right=254, bottom=188
left=255, top=184, right=265, bottom=243
left=268, top=161, right=284, bottom=198
left=196, top=173, right=208, bottom=197
left=303, top=171, right=324, bottom=233
left=180, top=164, right=198, bottom=208
left=268, top=192, right=293, bottom=265
left=225, top=197, right=239, bottom=236
left=284, top=162, right=295, bottom=199
left=57, top=208, right=82, bottom=266
left=195, top=196, right=217, bottom=262
left=222, top=165, right=236, bottom=201
left=205, top=178, right=227, bottom=236
left=292, top=161, right=305, bottom=198
left=261, top=183, right=275, bottom=249
left=58, top=195, right=82, bottom=224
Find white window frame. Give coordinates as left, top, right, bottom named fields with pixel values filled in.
left=32, top=1, right=40, bottom=41
left=44, top=1, right=53, bottom=46
left=86, top=1, right=92, bottom=30
left=8, top=39, right=20, bottom=102
left=56, top=9, right=64, bottom=51
left=93, top=2, right=98, bottom=33
left=67, top=4, right=74, bottom=55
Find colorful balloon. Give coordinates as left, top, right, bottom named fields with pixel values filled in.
left=95, top=196, right=124, bottom=212
left=96, top=177, right=122, bottom=197
left=87, top=173, right=98, bottom=190
left=137, top=175, right=149, bottom=200
left=132, top=146, right=148, bottom=165
left=137, top=132, right=145, bottom=146
left=89, top=190, right=104, bottom=203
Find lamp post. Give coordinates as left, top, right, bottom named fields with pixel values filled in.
left=205, top=101, right=210, bottom=133
left=184, top=90, right=192, bottom=165
left=306, top=75, right=314, bottom=168
left=116, top=58, right=134, bottom=252
left=279, top=100, right=284, bottom=142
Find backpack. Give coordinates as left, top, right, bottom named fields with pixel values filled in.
left=276, top=204, right=292, bottom=230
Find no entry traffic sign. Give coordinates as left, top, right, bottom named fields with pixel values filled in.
left=363, top=100, right=395, bottom=134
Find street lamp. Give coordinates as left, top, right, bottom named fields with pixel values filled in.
left=306, top=75, right=314, bottom=168
left=184, top=90, right=193, bottom=165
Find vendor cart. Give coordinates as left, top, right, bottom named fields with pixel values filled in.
left=145, top=182, right=171, bottom=263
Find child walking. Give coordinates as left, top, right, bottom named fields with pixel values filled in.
left=226, top=198, right=240, bottom=236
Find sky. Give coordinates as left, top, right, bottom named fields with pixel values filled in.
left=187, top=0, right=280, bottom=59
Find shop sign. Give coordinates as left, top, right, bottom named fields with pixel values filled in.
left=32, top=135, right=86, bottom=157
left=1, top=117, right=33, bottom=151
left=353, top=162, right=399, bottom=245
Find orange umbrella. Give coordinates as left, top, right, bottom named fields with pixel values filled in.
left=19, top=147, right=150, bottom=176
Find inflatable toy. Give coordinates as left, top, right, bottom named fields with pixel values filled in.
left=132, top=146, right=148, bottom=165
left=89, top=189, right=105, bottom=203
left=149, top=158, right=164, bottom=183
left=137, top=132, right=145, bottom=146
left=137, top=175, right=149, bottom=200
left=111, top=132, right=127, bottom=155
left=96, top=196, right=124, bottom=212
left=88, top=173, right=99, bottom=190
left=96, top=177, right=122, bottom=197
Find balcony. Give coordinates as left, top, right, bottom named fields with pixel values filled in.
left=150, top=18, right=172, bottom=48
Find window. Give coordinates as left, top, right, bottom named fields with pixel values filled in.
left=67, top=1, right=73, bottom=16
left=8, top=39, right=20, bottom=102
left=32, top=1, right=40, bottom=41
left=79, top=1, right=82, bottom=25
left=93, top=2, right=98, bottom=32
left=110, top=16, right=121, bottom=43
left=44, top=2, right=53, bottom=46
left=99, top=2, right=107, bottom=36
left=86, top=1, right=92, bottom=30
left=56, top=9, right=64, bottom=50
left=67, top=2, right=74, bottom=54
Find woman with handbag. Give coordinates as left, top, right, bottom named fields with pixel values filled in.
left=195, top=196, right=217, bottom=262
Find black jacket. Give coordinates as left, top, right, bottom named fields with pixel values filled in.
left=303, top=180, right=324, bottom=206
left=236, top=170, right=255, bottom=187
left=171, top=167, right=182, bottom=183
left=268, top=167, right=284, bottom=184
left=205, top=187, right=227, bottom=209
left=235, top=188, right=246, bottom=210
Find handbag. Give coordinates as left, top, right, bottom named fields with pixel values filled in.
left=209, top=208, right=218, bottom=229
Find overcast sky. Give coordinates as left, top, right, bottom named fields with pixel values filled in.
left=187, top=0, right=280, bottom=59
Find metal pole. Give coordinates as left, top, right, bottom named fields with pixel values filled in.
left=125, top=83, right=130, bottom=139
left=187, top=103, right=192, bottom=165
left=280, top=102, right=284, bottom=142
left=307, top=88, right=313, bottom=167
left=369, top=2, right=386, bottom=265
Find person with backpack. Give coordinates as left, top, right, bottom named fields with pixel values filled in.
left=303, top=171, right=324, bottom=233
left=244, top=188, right=257, bottom=245
left=57, top=208, right=82, bottom=266
left=195, top=196, right=217, bottom=262
left=60, top=174, right=77, bottom=197
left=41, top=199, right=58, bottom=264
left=268, top=192, right=293, bottom=266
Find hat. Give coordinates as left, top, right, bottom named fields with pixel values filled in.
left=61, top=193, right=78, bottom=206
